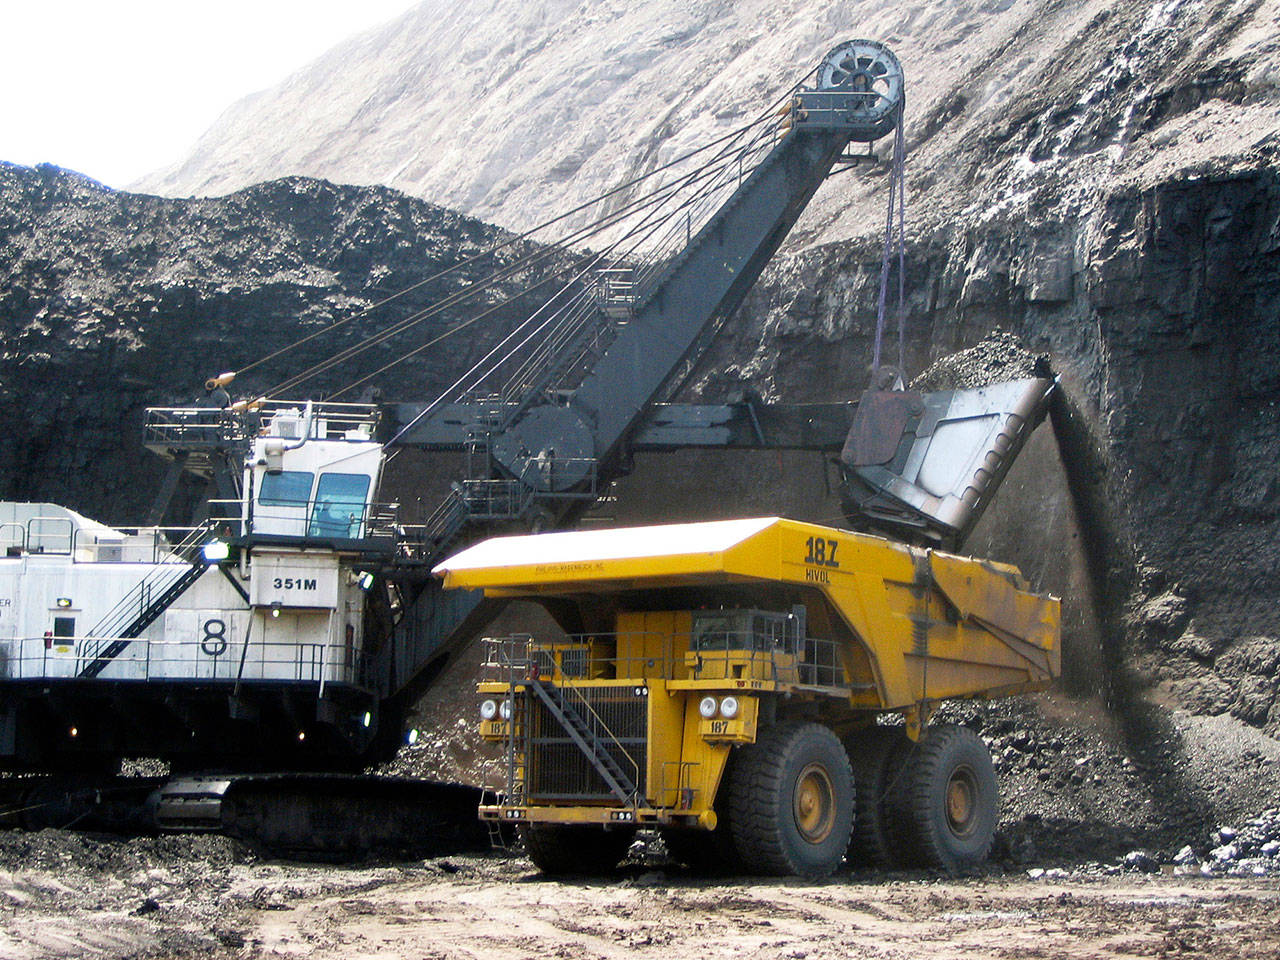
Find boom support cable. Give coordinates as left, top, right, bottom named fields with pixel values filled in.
left=312, top=129, right=777, bottom=403
left=379, top=125, right=788, bottom=446
left=230, top=64, right=819, bottom=399
left=324, top=108, right=792, bottom=408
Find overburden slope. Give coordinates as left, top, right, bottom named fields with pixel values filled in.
left=133, top=0, right=1280, bottom=247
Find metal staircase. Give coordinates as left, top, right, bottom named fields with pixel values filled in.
left=77, top=519, right=216, bottom=678
left=527, top=678, right=638, bottom=805
left=78, top=558, right=209, bottom=678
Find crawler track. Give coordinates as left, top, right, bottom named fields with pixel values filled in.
left=0, top=773, right=492, bottom=860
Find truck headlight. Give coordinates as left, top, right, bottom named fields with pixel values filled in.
left=499, top=699, right=512, bottom=720
left=719, top=696, right=740, bottom=719
left=480, top=699, right=498, bottom=720
left=698, top=696, right=718, bottom=719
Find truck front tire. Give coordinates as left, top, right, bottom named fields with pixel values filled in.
left=727, top=721, right=854, bottom=877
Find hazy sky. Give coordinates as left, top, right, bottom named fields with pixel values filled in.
left=1, top=1, right=421, bottom=189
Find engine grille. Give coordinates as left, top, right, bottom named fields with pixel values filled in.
left=527, top=685, right=648, bottom=802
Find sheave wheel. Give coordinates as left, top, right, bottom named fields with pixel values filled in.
left=844, top=725, right=914, bottom=868
left=727, top=722, right=854, bottom=877
left=518, top=823, right=635, bottom=876
left=904, top=724, right=998, bottom=873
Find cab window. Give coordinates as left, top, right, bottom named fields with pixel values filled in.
left=259, top=471, right=314, bottom=507
left=309, top=473, right=371, bottom=538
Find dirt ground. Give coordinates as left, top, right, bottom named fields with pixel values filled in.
left=3, top=840, right=1279, bottom=960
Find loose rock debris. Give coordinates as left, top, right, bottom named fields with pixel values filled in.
left=3, top=843, right=1280, bottom=960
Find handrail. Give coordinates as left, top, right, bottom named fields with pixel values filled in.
left=0, top=522, right=25, bottom=553
left=77, top=521, right=216, bottom=664
left=143, top=401, right=380, bottom=454
left=249, top=496, right=396, bottom=539
left=26, top=517, right=75, bottom=556
left=483, top=635, right=642, bottom=807
left=1, top=632, right=365, bottom=686
left=480, top=631, right=849, bottom=689
left=551, top=675, right=643, bottom=806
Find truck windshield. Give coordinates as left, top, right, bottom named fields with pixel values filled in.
left=693, top=611, right=751, bottom=651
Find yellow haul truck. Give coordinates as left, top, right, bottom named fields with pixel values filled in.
left=435, top=515, right=1060, bottom=877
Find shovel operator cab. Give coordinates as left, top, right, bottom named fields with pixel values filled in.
left=437, top=517, right=1060, bottom=878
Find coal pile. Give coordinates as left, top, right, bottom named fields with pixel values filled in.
left=0, top=162, right=558, bottom=527
left=910, top=330, right=1047, bottom=392
left=1013, top=811, right=1280, bottom=881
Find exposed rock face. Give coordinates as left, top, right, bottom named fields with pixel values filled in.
left=694, top=165, right=1280, bottom=751
left=2, top=0, right=1279, bottom=833
left=131, top=0, right=1280, bottom=252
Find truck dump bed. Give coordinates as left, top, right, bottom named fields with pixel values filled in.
left=436, top=516, right=1060, bottom=710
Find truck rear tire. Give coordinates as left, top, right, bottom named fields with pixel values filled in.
left=727, top=721, right=854, bottom=877
left=518, top=823, right=635, bottom=876
left=844, top=725, right=914, bottom=868
left=904, top=724, right=998, bottom=874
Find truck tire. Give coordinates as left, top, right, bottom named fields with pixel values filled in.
left=727, top=722, right=854, bottom=877
left=844, top=725, right=914, bottom=868
left=518, top=823, right=635, bottom=876
left=903, top=724, right=998, bottom=874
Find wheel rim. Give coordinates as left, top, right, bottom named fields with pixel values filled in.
left=793, top=762, right=837, bottom=844
left=945, top=764, right=979, bottom=838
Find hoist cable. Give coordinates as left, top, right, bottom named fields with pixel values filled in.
left=896, top=116, right=906, bottom=376
left=872, top=103, right=908, bottom=375
left=266, top=116, right=782, bottom=399
left=445, top=125, right=784, bottom=404
left=301, top=146, right=748, bottom=400
left=379, top=127, right=789, bottom=445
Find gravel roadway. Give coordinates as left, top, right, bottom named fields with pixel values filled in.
left=3, top=839, right=1279, bottom=960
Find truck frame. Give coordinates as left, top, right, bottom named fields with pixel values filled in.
left=440, top=516, right=1061, bottom=876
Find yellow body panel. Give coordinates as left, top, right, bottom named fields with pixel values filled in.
left=454, top=517, right=1060, bottom=828
left=616, top=610, right=691, bottom=680
left=445, top=517, right=1060, bottom=708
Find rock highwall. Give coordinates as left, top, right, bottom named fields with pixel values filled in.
left=0, top=163, right=551, bottom=524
